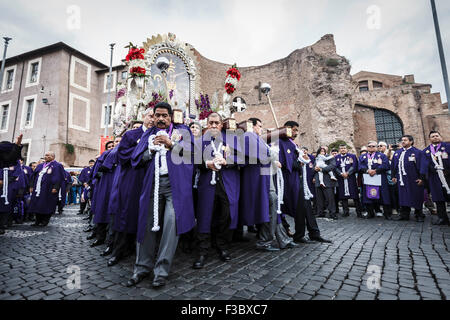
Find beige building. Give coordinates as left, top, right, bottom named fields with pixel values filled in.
left=1, top=35, right=448, bottom=165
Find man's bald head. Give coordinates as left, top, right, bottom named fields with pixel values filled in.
left=44, top=151, right=55, bottom=163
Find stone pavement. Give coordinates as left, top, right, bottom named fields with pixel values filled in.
left=0, top=205, right=449, bottom=300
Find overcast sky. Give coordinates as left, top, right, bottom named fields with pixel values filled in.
left=1, top=0, right=449, bottom=102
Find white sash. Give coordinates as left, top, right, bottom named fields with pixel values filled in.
left=276, top=167, right=284, bottom=214
left=210, top=141, right=223, bottom=186
left=340, top=158, right=350, bottom=196
left=431, top=150, right=450, bottom=194
left=35, top=167, right=49, bottom=198
left=296, top=148, right=314, bottom=200
left=1, top=168, right=9, bottom=205
left=398, top=149, right=408, bottom=187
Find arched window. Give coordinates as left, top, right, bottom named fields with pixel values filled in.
left=374, top=109, right=404, bottom=145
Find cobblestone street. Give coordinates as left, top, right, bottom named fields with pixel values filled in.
left=1, top=205, right=449, bottom=301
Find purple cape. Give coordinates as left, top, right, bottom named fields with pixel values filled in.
left=29, top=161, right=65, bottom=214
left=112, top=127, right=146, bottom=234
left=358, top=152, right=391, bottom=205
left=196, top=130, right=241, bottom=234
left=335, top=153, right=359, bottom=200
left=93, top=148, right=119, bottom=224
left=391, top=147, right=424, bottom=209
left=238, top=132, right=270, bottom=226
left=279, top=138, right=300, bottom=218
left=90, top=150, right=112, bottom=217
left=420, top=143, right=450, bottom=202
left=132, top=124, right=196, bottom=243
left=0, top=161, right=26, bottom=213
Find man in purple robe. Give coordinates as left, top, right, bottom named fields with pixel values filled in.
left=78, top=159, right=95, bottom=215
left=391, top=135, right=425, bottom=222
left=420, top=131, right=450, bottom=225
left=335, top=144, right=363, bottom=218
left=359, top=141, right=392, bottom=220
left=279, top=121, right=331, bottom=244
left=192, top=113, right=241, bottom=269
left=126, top=102, right=195, bottom=288
left=106, top=113, right=154, bottom=267
left=56, top=168, right=72, bottom=215
left=29, top=151, right=65, bottom=227
left=239, top=118, right=281, bottom=252
left=91, top=138, right=121, bottom=248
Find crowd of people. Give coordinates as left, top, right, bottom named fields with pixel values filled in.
left=1, top=102, right=449, bottom=289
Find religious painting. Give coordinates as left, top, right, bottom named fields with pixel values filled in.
left=150, top=52, right=190, bottom=113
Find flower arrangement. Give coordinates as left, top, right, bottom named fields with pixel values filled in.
left=125, top=43, right=145, bottom=61
left=147, top=91, right=166, bottom=110
left=124, top=43, right=148, bottom=80
left=196, top=94, right=213, bottom=120
left=224, top=64, right=241, bottom=95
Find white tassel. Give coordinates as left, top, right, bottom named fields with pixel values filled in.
left=148, top=131, right=170, bottom=232
left=276, top=168, right=284, bottom=214
left=341, top=159, right=351, bottom=197
left=1, top=168, right=9, bottom=205
left=35, top=167, right=48, bottom=198
left=431, top=152, right=450, bottom=195
left=193, top=169, right=200, bottom=189
left=398, top=150, right=408, bottom=187
left=296, top=148, right=314, bottom=200
left=210, top=142, right=223, bottom=186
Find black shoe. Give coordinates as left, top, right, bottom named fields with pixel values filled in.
left=330, top=215, right=338, bottom=220
left=218, top=250, right=231, bottom=262
left=86, top=233, right=96, bottom=240
left=232, top=235, right=250, bottom=243
left=433, top=218, right=450, bottom=226
left=193, top=255, right=207, bottom=269
left=107, top=256, right=120, bottom=267
left=310, top=236, right=332, bottom=243
left=82, top=216, right=90, bottom=221
left=126, top=272, right=149, bottom=287
left=317, top=214, right=326, bottom=218
left=356, top=213, right=363, bottom=218
left=384, top=215, right=393, bottom=221
left=101, top=246, right=113, bottom=257
left=152, top=277, right=167, bottom=288
left=247, top=226, right=258, bottom=234
left=0, top=229, right=5, bottom=235
left=256, top=245, right=280, bottom=252
left=416, top=216, right=425, bottom=223
left=294, top=237, right=312, bottom=244
left=31, top=222, right=41, bottom=227
left=342, top=212, right=350, bottom=217
left=284, top=242, right=299, bottom=249
left=83, top=226, right=94, bottom=233
left=90, top=239, right=104, bottom=247
left=395, top=216, right=409, bottom=221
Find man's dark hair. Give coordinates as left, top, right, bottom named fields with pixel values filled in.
left=105, top=141, right=114, bottom=149
left=331, top=149, right=338, bottom=153
left=248, top=118, right=262, bottom=126
left=154, top=102, right=173, bottom=115
left=29, top=162, right=36, bottom=167
left=316, top=147, right=327, bottom=155
left=402, top=135, right=415, bottom=145
left=131, top=120, right=143, bottom=127
left=284, top=121, right=299, bottom=128
left=207, top=112, right=223, bottom=122
left=89, top=159, right=95, bottom=163
left=339, top=144, right=347, bottom=148
left=429, top=131, right=441, bottom=137
left=302, top=146, right=309, bottom=152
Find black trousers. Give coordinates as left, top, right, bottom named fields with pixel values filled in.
left=400, top=207, right=424, bottom=219
left=111, top=232, right=136, bottom=258
left=35, top=213, right=52, bottom=225
left=294, top=185, right=320, bottom=240
left=0, top=212, right=9, bottom=230
left=197, top=180, right=232, bottom=257
left=436, top=202, right=450, bottom=222
left=316, top=187, right=337, bottom=217
left=366, top=204, right=392, bottom=218
left=56, top=200, right=63, bottom=214
left=79, top=202, right=87, bottom=214
left=342, top=198, right=363, bottom=215
left=96, top=223, right=108, bottom=242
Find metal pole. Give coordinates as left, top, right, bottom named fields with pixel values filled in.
left=104, top=43, right=115, bottom=137
left=266, top=95, right=280, bottom=128
left=431, top=0, right=450, bottom=109
left=0, top=37, right=12, bottom=91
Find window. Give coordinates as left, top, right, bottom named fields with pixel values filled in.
left=6, top=70, right=14, bottom=89
left=121, top=71, right=128, bottom=80
left=374, top=109, right=404, bottom=145
left=21, top=95, right=37, bottom=129
left=101, top=103, right=113, bottom=128
left=25, top=58, right=42, bottom=87
left=373, top=81, right=383, bottom=89
left=25, top=99, right=34, bottom=127
left=359, top=80, right=369, bottom=92
left=0, top=101, right=11, bottom=132
left=70, top=57, right=91, bottom=93
left=21, top=142, right=30, bottom=165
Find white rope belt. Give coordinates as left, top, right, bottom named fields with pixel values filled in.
left=148, top=131, right=169, bottom=232
left=193, top=169, right=200, bottom=189
left=296, top=149, right=313, bottom=200
left=210, top=142, right=223, bottom=186
left=431, top=152, right=450, bottom=194
left=276, top=168, right=284, bottom=214
left=341, top=161, right=350, bottom=196
left=35, top=168, right=48, bottom=198
left=398, top=150, right=407, bottom=187
left=1, top=168, right=9, bottom=205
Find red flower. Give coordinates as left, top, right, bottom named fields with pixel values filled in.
left=225, top=83, right=236, bottom=94
left=226, top=67, right=241, bottom=81
left=125, top=47, right=146, bottom=61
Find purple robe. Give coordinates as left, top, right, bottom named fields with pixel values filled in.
left=29, top=161, right=65, bottom=214
left=239, top=132, right=271, bottom=226
left=93, top=148, right=118, bottom=224
left=21, top=165, right=33, bottom=189
left=78, top=166, right=93, bottom=201
left=0, top=161, right=26, bottom=213
left=279, top=138, right=300, bottom=218
left=90, top=150, right=111, bottom=216
left=132, top=124, right=196, bottom=243
left=335, top=153, right=359, bottom=200
left=196, top=131, right=241, bottom=234
left=420, top=143, right=450, bottom=202
left=391, top=147, right=424, bottom=210
left=113, top=127, right=146, bottom=234
left=60, top=170, right=71, bottom=207
left=358, top=152, right=391, bottom=205
left=106, top=149, right=121, bottom=216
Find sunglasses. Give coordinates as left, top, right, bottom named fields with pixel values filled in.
left=368, top=145, right=377, bottom=148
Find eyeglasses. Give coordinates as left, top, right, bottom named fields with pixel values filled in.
left=368, top=145, right=377, bottom=148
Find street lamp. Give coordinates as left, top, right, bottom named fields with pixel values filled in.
left=260, top=83, right=280, bottom=128
left=105, top=43, right=115, bottom=138
left=0, top=37, right=12, bottom=91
